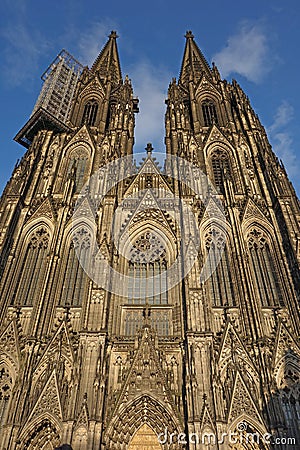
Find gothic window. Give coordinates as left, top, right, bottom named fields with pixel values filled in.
left=0, top=365, right=13, bottom=428
left=202, top=99, right=218, bottom=126
left=205, top=228, right=235, bottom=307
left=73, top=426, right=88, bottom=450
left=81, top=99, right=98, bottom=126
left=278, top=362, right=300, bottom=436
left=153, top=310, right=170, bottom=335
left=124, top=231, right=170, bottom=336
left=124, top=310, right=170, bottom=336
left=125, top=310, right=142, bottom=336
left=66, top=149, right=89, bottom=192
left=127, top=232, right=168, bottom=305
left=210, top=148, right=232, bottom=190
left=12, top=227, right=50, bottom=306
left=59, top=228, right=91, bottom=307
left=247, top=229, right=283, bottom=307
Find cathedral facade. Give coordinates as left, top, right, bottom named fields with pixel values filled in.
left=0, top=31, right=299, bottom=449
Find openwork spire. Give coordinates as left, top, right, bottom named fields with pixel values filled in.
left=179, top=30, right=212, bottom=86
left=90, top=30, right=122, bottom=85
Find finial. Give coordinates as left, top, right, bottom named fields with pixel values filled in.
left=185, top=30, right=194, bottom=39
left=145, top=143, right=153, bottom=155
left=109, top=30, right=118, bottom=39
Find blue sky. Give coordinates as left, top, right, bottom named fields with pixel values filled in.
left=0, top=0, right=300, bottom=194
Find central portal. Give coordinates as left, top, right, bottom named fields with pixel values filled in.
left=128, top=424, right=162, bottom=449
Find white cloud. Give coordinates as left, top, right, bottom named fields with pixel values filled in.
left=77, top=20, right=119, bottom=67
left=212, top=22, right=270, bottom=83
left=271, top=132, right=296, bottom=169
left=267, top=101, right=298, bottom=177
left=1, top=24, right=50, bottom=87
left=268, top=100, right=294, bottom=133
left=129, top=61, right=171, bottom=155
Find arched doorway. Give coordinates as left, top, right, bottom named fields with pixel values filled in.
left=128, top=424, right=162, bottom=450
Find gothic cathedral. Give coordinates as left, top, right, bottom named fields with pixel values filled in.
left=0, top=31, right=299, bottom=450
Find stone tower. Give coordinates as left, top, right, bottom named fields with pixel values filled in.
left=0, top=31, right=299, bottom=450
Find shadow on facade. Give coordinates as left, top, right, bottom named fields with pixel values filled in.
left=55, top=445, right=73, bottom=450
left=266, top=348, right=300, bottom=449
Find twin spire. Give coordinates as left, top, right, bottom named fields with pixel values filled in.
left=90, top=30, right=212, bottom=87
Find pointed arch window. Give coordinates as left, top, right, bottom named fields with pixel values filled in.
left=202, top=99, right=218, bottom=126
left=210, top=148, right=232, bottom=190
left=205, top=228, right=235, bottom=307
left=278, top=360, right=300, bottom=438
left=127, top=232, right=168, bottom=305
left=81, top=99, right=98, bottom=126
left=66, top=149, right=89, bottom=192
left=59, top=228, right=91, bottom=307
left=73, top=426, right=88, bottom=450
left=247, top=228, right=284, bottom=307
left=12, top=227, right=50, bottom=306
left=124, top=310, right=170, bottom=336
left=124, top=231, right=170, bottom=337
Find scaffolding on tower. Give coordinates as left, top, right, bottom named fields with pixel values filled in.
left=32, top=49, right=84, bottom=123
left=15, top=49, right=84, bottom=148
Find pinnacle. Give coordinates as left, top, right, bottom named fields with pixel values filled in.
left=90, top=30, right=122, bottom=84
left=145, top=142, right=153, bottom=156
left=109, top=30, right=118, bottom=39
left=185, top=30, right=194, bottom=39
left=179, top=31, right=212, bottom=85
